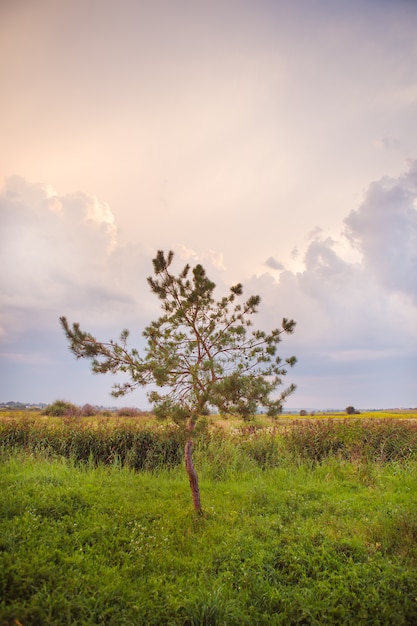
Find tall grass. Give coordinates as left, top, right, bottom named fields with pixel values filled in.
left=0, top=416, right=185, bottom=469
left=283, top=418, right=417, bottom=463
left=2, top=416, right=417, bottom=469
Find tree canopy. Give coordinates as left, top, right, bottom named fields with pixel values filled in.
left=60, top=250, right=297, bottom=422
left=61, top=250, right=297, bottom=512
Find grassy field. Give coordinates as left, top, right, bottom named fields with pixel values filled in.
left=1, top=410, right=417, bottom=625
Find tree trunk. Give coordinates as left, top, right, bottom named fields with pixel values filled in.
left=184, top=418, right=202, bottom=514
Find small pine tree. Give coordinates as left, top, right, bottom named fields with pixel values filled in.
left=60, top=250, right=297, bottom=513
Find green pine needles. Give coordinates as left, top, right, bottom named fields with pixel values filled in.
left=60, top=250, right=296, bottom=420
left=60, top=249, right=297, bottom=512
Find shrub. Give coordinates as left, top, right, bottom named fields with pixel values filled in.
left=42, top=400, right=79, bottom=417
left=80, top=403, right=97, bottom=417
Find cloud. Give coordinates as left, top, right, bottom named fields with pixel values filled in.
left=373, top=136, right=401, bottom=152
left=0, top=176, right=155, bottom=405
left=0, top=176, right=233, bottom=344
left=1, top=166, right=416, bottom=408
left=177, top=245, right=199, bottom=262
left=344, top=159, right=417, bottom=303
left=0, top=176, right=144, bottom=342
left=206, top=250, right=226, bottom=272
left=265, top=257, right=284, bottom=271
left=242, top=161, right=417, bottom=406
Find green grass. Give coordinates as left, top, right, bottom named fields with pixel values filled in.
left=1, top=451, right=417, bottom=625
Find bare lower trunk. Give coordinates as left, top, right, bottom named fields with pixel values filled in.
left=184, top=418, right=202, bottom=514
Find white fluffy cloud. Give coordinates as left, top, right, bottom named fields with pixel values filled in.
left=0, top=176, right=153, bottom=404
left=244, top=161, right=417, bottom=407
left=0, top=176, right=131, bottom=324
left=344, top=159, right=417, bottom=304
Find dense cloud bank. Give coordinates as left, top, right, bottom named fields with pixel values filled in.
left=345, top=160, right=417, bottom=304
left=1, top=163, right=416, bottom=407
left=255, top=161, right=417, bottom=406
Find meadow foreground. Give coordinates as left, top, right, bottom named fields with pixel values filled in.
left=1, top=411, right=417, bottom=625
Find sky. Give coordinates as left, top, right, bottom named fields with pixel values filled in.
left=1, top=0, right=416, bottom=410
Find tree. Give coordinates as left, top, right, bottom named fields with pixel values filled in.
left=60, top=250, right=297, bottom=514
left=346, top=406, right=360, bottom=415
